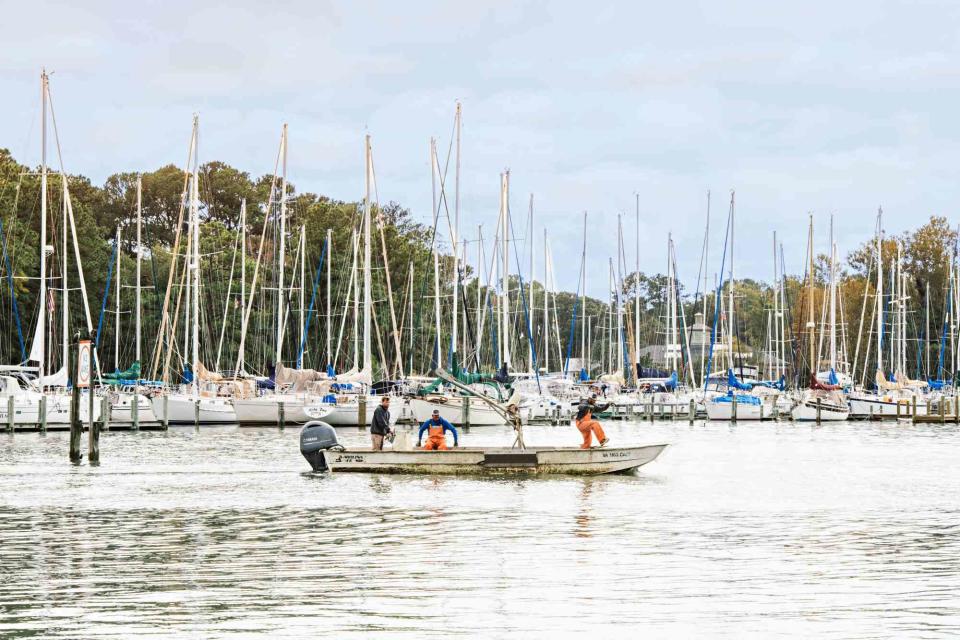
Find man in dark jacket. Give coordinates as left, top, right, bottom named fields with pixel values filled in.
left=370, top=396, right=394, bottom=450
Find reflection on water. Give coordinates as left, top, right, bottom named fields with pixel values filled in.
left=2, top=421, right=960, bottom=638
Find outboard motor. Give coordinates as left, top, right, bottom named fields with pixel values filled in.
left=299, top=421, right=342, bottom=472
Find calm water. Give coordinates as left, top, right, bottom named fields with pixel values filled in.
left=1, top=420, right=959, bottom=638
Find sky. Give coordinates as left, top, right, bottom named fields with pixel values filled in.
left=2, top=1, right=959, bottom=297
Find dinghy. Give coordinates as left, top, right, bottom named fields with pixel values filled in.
left=299, top=369, right=668, bottom=476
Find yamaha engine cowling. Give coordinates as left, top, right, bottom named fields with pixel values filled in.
left=300, top=421, right=340, bottom=471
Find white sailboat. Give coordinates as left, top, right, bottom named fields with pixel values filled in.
left=151, top=117, right=236, bottom=425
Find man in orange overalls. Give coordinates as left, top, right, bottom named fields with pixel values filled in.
left=575, top=394, right=610, bottom=449
left=418, top=410, right=459, bottom=450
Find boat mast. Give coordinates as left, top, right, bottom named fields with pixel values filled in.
left=135, top=177, right=142, bottom=368
left=115, top=225, right=122, bottom=367
left=829, top=216, right=837, bottom=372
left=727, top=192, right=735, bottom=372
left=876, top=208, right=884, bottom=377
left=543, top=228, right=549, bottom=373
left=434, top=251, right=442, bottom=367
left=190, top=138, right=200, bottom=400
left=276, top=124, right=288, bottom=366
left=772, top=230, right=778, bottom=379
left=326, top=228, right=331, bottom=369
left=806, top=215, right=815, bottom=378
left=38, top=70, right=48, bottom=386
left=362, top=134, right=372, bottom=375
left=501, top=171, right=511, bottom=369
left=61, top=176, right=68, bottom=374
left=528, top=194, right=534, bottom=373
left=635, top=194, right=640, bottom=382
left=451, top=104, right=461, bottom=368
left=298, top=224, right=305, bottom=369
left=239, top=198, right=246, bottom=373
left=580, top=212, right=587, bottom=374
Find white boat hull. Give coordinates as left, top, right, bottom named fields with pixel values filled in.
left=108, top=392, right=158, bottom=425
left=848, top=394, right=925, bottom=418
left=314, top=443, right=668, bottom=475
left=705, top=399, right=766, bottom=421
left=0, top=391, right=99, bottom=425
left=152, top=394, right=237, bottom=425
left=791, top=399, right=849, bottom=421
left=232, top=395, right=331, bottom=424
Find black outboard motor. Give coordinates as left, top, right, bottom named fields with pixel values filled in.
left=299, top=421, right=342, bottom=471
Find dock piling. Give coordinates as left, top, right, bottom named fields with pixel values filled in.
left=731, top=396, right=738, bottom=423
left=463, top=396, right=471, bottom=428
left=278, top=401, right=285, bottom=429
left=6, top=395, right=13, bottom=433
left=816, top=398, right=822, bottom=425
left=132, top=392, right=139, bottom=431
left=39, top=395, right=46, bottom=433
left=358, top=396, right=367, bottom=428
left=69, top=333, right=81, bottom=462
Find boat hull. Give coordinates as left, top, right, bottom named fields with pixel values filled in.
left=313, top=444, right=668, bottom=476
left=848, top=395, right=925, bottom=419
left=790, top=399, right=849, bottom=421
left=232, top=396, right=330, bottom=424
left=705, top=399, right=766, bottom=421
left=152, top=394, right=237, bottom=425
left=108, top=392, right=158, bottom=425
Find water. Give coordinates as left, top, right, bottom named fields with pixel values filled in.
left=1, top=420, right=959, bottom=638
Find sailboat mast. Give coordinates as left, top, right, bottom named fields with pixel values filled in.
left=326, top=228, right=331, bottom=368
left=276, top=124, right=288, bottom=366
left=362, top=134, right=372, bottom=374
left=829, top=216, right=837, bottom=371
left=135, top=177, right=142, bottom=367
left=115, top=225, right=122, bottom=367
left=807, top=215, right=815, bottom=375
left=543, top=228, right=549, bottom=372
left=876, top=208, right=884, bottom=375
left=772, top=230, right=778, bottom=379
left=528, top=194, right=534, bottom=373
left=38, top=70, right=48, bottom=385
left=239, top=198, right=246, bottom=372
left=728, top=193, right=735, bottom=371
left=580, top=212, right=587, bottom=372
left=635, top=194, right=640, bottom=377
left=299, top=225, right=305, bottom=368
left=501, top=171, right=511, bottom=368
left=61, top=178, right=68, bottom=373
left=190, top=154, right=200, bottom=399
left=451, top=104, right=461, bottom=366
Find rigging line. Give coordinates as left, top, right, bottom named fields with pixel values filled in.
left=0, top=219, right=26, bottom=362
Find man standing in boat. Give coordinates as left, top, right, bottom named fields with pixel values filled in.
left=575, top=394, right=609, bottom=449
left=370, top=396, right=394, bottom=450
left=418, top=409, right=459, bottom=450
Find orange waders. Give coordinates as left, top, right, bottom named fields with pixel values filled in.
left=422, top=424, right=449, bottom=450
left=576, top=410, right=607, bottom=449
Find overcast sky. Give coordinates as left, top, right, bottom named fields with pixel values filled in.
left=2, top=1, right=958, bottom=296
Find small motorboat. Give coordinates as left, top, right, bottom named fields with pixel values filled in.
left=299, top=369, right=668, bottom=477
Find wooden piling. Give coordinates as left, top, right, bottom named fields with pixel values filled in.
left=954, top=395, right=959, bottom=424
left=6, top=394, right=13, bottom=433
left=941, top=396, right=946, bottom=424
left=688, top=399, right=695, bottom=425
left=131, top=392, right=139, bottom=432
left=194, top=398, right=200, bottom=429
left=463, top=396, right=471, bottom=427
left=101, top=396, right=111, bottom=432
left=278, top=400, right=285, bottom=429
left=69, top=333, right=81, bottom=462
left=87, top=335, right=99, bottom=464
left=731, top=396, right=738, bottom=423
left=162, top=394, right=169, bottom=430
left=38, top=395, right=46, bottom=433
left=358, top=396, right=367, bottom=428
left=912, top=395, right=917, bottom=422
left=816, top=398, right=822, bottom=425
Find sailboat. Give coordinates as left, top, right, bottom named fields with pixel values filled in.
left=0, top=70, right=100, bottom=428
left=791, top=216, right=849, bottom=421
left=150, top=117, right=236, bottom=425
left=847, top=210, right=928, bottom=418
